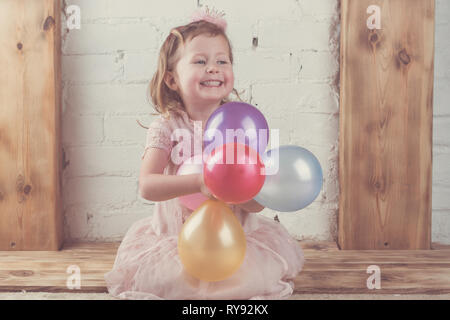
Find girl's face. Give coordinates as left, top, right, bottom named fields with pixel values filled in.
left=167, top=34, right=234, bottom=108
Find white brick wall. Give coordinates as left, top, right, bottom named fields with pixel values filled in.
left=433, top=0, right=450, bottom=243
left=61, top=0, right=450, bottom=244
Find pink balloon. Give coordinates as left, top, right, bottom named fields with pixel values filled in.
left=204, top=143, right=265, bottom=204
left=177, top=154, right=209, bottom=210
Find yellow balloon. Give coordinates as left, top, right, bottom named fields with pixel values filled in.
left=178, top=199, right=247, bottom=282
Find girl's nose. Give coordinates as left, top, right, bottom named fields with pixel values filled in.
left=206, top=64, right=219, bottom=73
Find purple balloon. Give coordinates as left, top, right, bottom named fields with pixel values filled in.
left=203, top=102, right=269, bottom=156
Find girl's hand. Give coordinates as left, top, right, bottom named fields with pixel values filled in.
left=197, top=173, right=216, bottom=200
left=235, top=199, right=265, bottom=213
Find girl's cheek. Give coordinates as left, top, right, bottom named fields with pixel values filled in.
left=228, top=72, right=235, bottom=86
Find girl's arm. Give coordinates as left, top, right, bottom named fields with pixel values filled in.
left=236, top=199, right=265, bottom=213
left=139, top=147, right=263, bottom=213
left=139, top=147, right=205, bottom=201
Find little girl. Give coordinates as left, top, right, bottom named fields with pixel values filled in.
left=104, top=9, right=304, bottom=300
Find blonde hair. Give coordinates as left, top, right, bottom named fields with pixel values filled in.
left=148, top=20, right=242, bottom=119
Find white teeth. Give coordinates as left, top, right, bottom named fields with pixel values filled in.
left=201, top=81, right=222, bottom=87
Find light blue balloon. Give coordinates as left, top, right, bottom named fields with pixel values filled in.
left=254, top=145, right=323, bottom=212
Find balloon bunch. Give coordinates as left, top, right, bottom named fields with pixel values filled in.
left=177, top=199, right=246, bottom=282
left=177, top=102, right=267, bottom=282
left=177, top=102, right=269, bottom=208
left=177, top=102, right=323, bottom=282
left=254, top=145, right=323, bottom=212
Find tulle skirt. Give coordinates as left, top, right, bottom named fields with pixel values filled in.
left=104, top=204, right=304, bottom=300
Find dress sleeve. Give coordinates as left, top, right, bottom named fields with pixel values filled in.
left=141, top=117, right=173, bottom=159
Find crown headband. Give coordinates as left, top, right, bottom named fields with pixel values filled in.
left=190, top=6, right=227, bottom=31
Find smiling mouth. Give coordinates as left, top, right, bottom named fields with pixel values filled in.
left=200, top=80, right=223, bottom=87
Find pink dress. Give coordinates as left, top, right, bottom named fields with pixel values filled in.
left=104, top=109, right=305, bottom=300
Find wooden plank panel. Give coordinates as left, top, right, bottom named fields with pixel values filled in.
left=339, top=0, right=434, bottom=249
left=0, top=242, right=449, bottom=294
left=0, top=0, right=63, bottom=250
left=294, top=269, right=450, bottom=294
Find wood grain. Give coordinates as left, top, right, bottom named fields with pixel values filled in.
left=0, top=0, right=63, bottom=250
left=0, top=242, right=449, bottom=294
left=339, top=0, right=435, bottom=249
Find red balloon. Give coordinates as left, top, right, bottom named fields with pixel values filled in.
left=203, top=143, right=265, bottom=204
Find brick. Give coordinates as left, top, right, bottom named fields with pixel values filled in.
left=296, top=51, right=338, bottom=81
left=261, top=117, right=291, bottom=145
left=434, top=78, right=450, bottom=116
left=278, top=209, right=337, bottom=241
left=65, top=202, right=155, bottom=240
left=435, top=14, right=450, bottom=82
left=434, top=117, right=450, bottom=146
left=64, top=203, right=152, bottom=241
left=64, top=177, right=137, bottom=206
left=124, top=52, right=159, bottom=81
left=226, top=21, right=256, bottom=51
left=435, top=57, right=450, bottom=79
left=64, top=206, right=90, bottom=240
left=64, top=0, right=109, bottom=20
left=201, top=0, right=302, bottom=20
left=108, top=0, right=197, bottom=18
left=153, top=17, right=192, bottom=41
left=433, top=151, right=450, bottom=186
left=64, top=145, right=143, bottom=178
left=87, top=210, right=151, bottom=241
left=432, top=210, right=450, bottom=243
left=62, top=114, right=104, bottom=146
left=251, top=82, right=338, bottom=115
left=288, top=113, right=339, bottom=147
left=66, top=83, right=151, bottom=115
left=435, top=21, right=450, bottom=79
left=63, top=22, right=159, bottom=54
left=258, top=20, right=331, bottom=51
left=228, top=83, right=251, bottom=102
left=436, top=0, right=450, bottom=25
left=298, top=0, right=338, bottom=16
left=104, top=116, right=150, bottom=143
left=62, top=54, right=122, bottom=83
left=433, top=186, right=450, bottom=210
left=234, top=51, right=291, bottom=82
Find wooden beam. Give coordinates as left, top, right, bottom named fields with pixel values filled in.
left=339, top=0, right=434, bottom=249
left=0, top=0, right=63, bottom=250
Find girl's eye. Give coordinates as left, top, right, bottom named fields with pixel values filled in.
left=194, top=59, right=228, bottom=65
